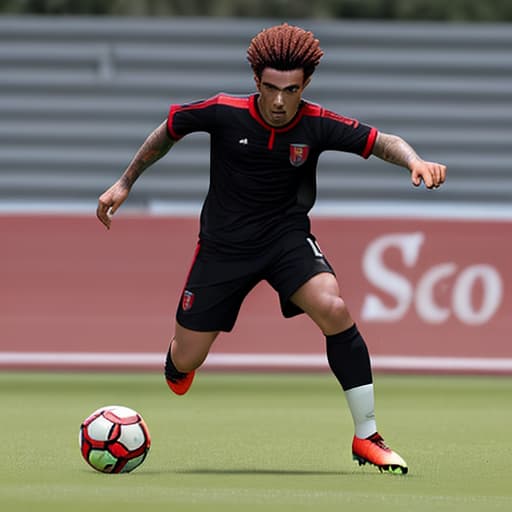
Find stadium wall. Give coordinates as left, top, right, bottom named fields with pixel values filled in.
left=2, top=214, right=510, bottom=375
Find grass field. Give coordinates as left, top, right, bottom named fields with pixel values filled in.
left=1, top=371, right=511, bottom=512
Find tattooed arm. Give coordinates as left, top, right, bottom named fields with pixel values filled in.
left=96, top=121, right=175, bottom=229
left=372, top=132, right=447, bottom=190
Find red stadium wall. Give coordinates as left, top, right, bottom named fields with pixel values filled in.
left=1, top=214, right=511, bottom=374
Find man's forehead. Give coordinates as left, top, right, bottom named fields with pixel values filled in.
left=260, top=67, right=305, bottom=86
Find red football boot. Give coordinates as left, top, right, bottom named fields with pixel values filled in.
left=352, top=433, right=408, bottom=474
left=165, top=370, right=195, bottom=396
left=164, top=350, right=195, bottom=396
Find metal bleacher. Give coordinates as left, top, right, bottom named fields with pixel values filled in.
left=1, top=16, right=511, bottom=214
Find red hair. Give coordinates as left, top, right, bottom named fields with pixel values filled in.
left=247, top=23, right=324, bottom=80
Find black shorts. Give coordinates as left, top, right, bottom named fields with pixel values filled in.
left=176, top=230, right=334, bottom=332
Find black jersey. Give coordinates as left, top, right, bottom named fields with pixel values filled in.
left=167, top=93, right=377, bottom=252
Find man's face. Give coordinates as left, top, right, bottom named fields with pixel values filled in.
left=255, top=68, right=310, bottom=127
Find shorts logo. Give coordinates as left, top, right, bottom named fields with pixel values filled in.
left=306, top=237, right=324, bottom=258
left=182, top=289, right=195, bottom=311
left=289, top=144, right=310, bottom=167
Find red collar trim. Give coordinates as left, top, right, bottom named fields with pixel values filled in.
left=249, top=94, right=306, bottom=133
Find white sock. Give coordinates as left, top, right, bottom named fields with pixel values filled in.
left=344, top=383, right=377, bottom=439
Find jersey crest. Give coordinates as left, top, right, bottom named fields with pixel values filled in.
left=289, top=144, right=310, bottom=167
left=182, top=289, right=195, bottom=311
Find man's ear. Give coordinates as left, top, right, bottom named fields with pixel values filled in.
left=254, top=74, right=261, bottom=90
left=303, top=76, right=312, bottom=89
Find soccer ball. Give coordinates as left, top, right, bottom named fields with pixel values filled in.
left=79, top=405, right=151, bottom=474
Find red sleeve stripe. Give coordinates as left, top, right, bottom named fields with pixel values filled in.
left=301, top=102, right=323, bottom=117
left=167, top=104, right=183, bottom=140
left=302, top=101, right=378, bottom=159
left=303, top=102, right=365, bottom=131
left=216, top=95, right=250, bottom=109
left=167, top=94, right=249, bottom=140
left=362, top=127, right=378, bottom=159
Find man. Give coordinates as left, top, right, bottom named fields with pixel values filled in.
left=97, top=23, right=446, bottom=475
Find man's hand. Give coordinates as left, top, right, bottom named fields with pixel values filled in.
left=95, top=121, right=175, bottom=229
left=410, top=160, right=447, bottom=189
left=96, top=180, right=130, bottom=230
left=372, top=132, right=447, bottom=190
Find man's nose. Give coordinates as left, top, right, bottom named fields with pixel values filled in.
left=274, top=91, right=284, bottom=106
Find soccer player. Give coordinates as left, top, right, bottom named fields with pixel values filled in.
left=97, top=23, right=446, bottom=474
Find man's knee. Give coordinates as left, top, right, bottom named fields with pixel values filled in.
left=317, top=295, right=352, bottom=333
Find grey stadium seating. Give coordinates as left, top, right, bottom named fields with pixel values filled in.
left=0, top=16, right=511, bottom=214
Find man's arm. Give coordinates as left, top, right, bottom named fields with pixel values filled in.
left=372, top=131, right=446, bottom=189
left=96, top=120, right=175, bottom=229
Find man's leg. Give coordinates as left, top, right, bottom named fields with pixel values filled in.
left=290, top=272, right=408, bottom=474
left=164, top=324, right=219, bottom=395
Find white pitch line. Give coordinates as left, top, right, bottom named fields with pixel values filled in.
left=1, top=352, right=512, bottom=373
left=372, top=355, right=512, bottom=372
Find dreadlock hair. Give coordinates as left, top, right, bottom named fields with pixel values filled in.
left=247, top=23, right=324, bottom=81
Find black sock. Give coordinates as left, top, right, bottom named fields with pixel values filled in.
left=326, top=324, right=373, bottom=391
left=164, top=349, right=188, bottom=383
